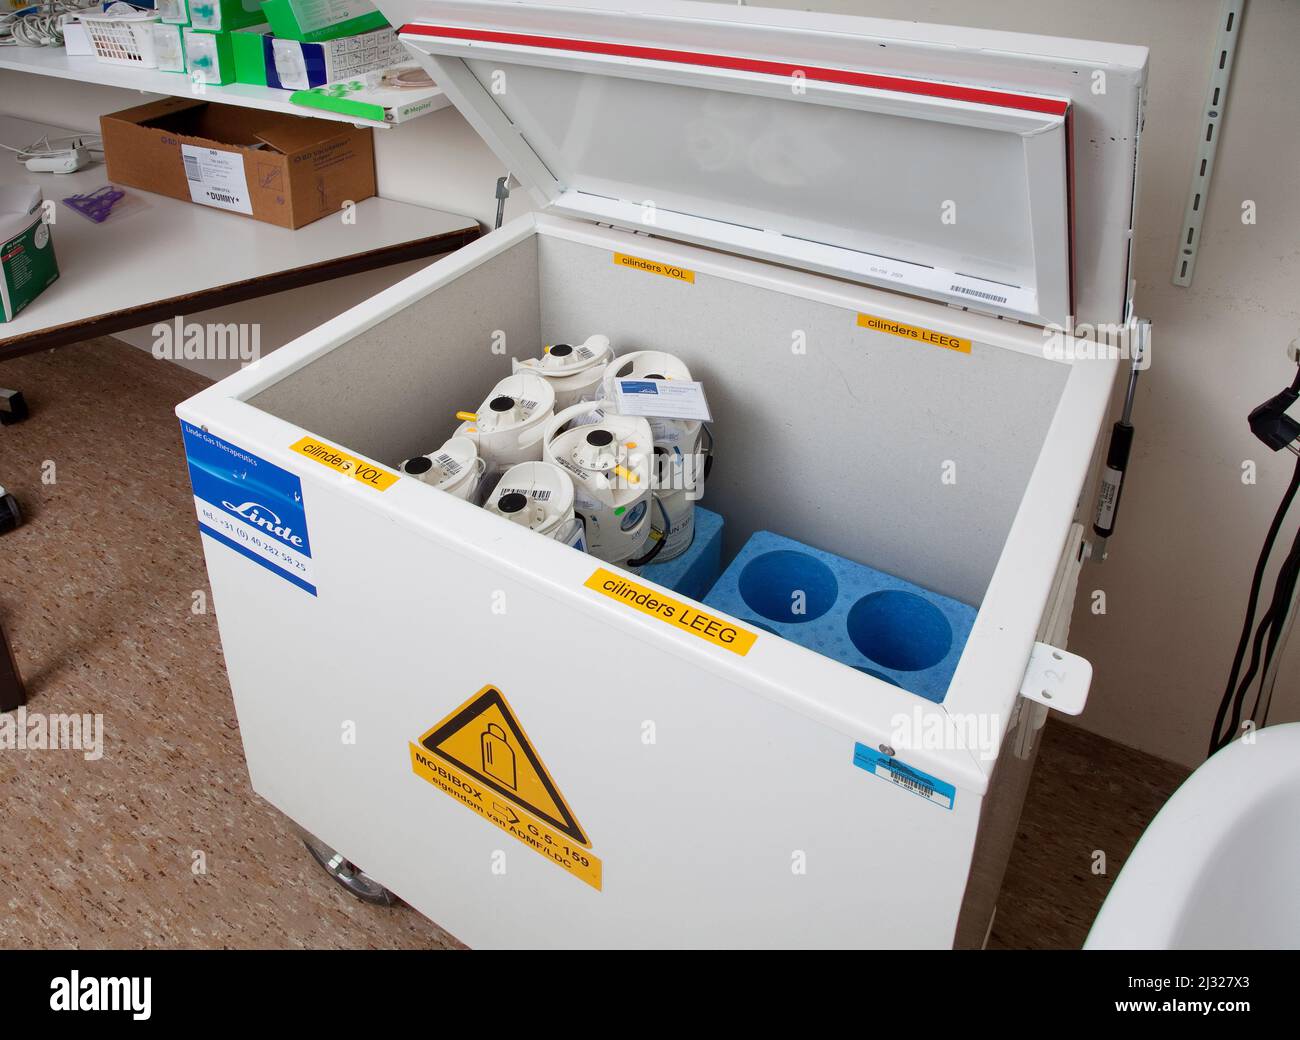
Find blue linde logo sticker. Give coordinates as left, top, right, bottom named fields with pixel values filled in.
left=853, top=743, right=955, bottom=810
left=181, top=422, right=316, bottom=596
left=618, top=380, right=660, bottom=395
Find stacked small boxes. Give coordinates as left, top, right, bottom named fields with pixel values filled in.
left=189, top=0, right=265, bottom=32
left=156, top=0, right=190, bottom=25
left=153, top=0, right=189, bottom=72
left=260, top=0, right=388, bottom=43
left=269, top=28, right=408, bottom=90
left=223, top=3, right=404, bottom=91
left=185, top=24, right=268, bottom=84
left=155, top=0, right=269, bottom=83
left=152, top=23, right=187, bottom=72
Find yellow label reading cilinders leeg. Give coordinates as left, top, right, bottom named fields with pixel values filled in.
left=584, top=568, right=756, bottom=655
left=857, top=312, right=971, bottom=354
left=612, top=252, right=695, bottom=284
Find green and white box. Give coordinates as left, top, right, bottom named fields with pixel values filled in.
left=157, top=0, right=190, bottom=25
left=271, top=27, right=406, bottom=90
left=231, top=24, right=275, bottom=85
left=291, top=65, right=446, bottom=124
left=184, top=27, right=237, bottom=84
left=0, top=186, right=58, bottom=323
left=261, top=0, right=388, bottom=42
left=189, top=0, right=264, bottom=32
left=153, top=22, right=187, bottom=72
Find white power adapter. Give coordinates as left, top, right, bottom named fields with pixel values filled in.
left=25, top=147, right=91, bottom=174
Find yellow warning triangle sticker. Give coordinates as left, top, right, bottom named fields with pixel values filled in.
left=419, top=686, right=589, bottom=847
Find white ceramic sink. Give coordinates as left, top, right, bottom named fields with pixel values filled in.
left=1086, top=722, right=1300, bottom=949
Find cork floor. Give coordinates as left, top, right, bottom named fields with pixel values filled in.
left=0, top=338, right=1190, bottom=949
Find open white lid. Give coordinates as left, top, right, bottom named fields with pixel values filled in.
left=395, top=0, right=1147, bottom=327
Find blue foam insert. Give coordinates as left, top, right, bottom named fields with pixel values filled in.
left=641, top=507, right=723, bottom=601
left=703, top=531, right=977, bottom=703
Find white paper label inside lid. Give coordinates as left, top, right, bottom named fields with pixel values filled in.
left=614, top=379, right=712, bottom=422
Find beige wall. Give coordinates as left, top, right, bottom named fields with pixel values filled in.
left=800, top=0, right=1300, bottom=768
left=4, top=1, right=1297, bottom=767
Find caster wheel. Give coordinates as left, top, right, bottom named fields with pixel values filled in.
left=303, top=834, right=398, bottom=906
left=0, top=390, right=27, bottom=426
left=0, top=491, right=21, bottom=535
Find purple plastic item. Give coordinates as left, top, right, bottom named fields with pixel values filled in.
left=63, top=185, right=127, bottom=223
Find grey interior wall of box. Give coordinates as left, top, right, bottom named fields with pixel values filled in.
left=536, top=235, right=1068, bottom=605
left=247, top=237, right=543, bottom=466
left=247, top=229, right=1069, bottom=608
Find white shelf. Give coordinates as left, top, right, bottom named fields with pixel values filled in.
left=0, top=45, right=450, bottom=129
left=0, top=114, right=479, bottom=352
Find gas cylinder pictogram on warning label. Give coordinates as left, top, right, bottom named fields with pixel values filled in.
left=481, top=722, right=517, bottom=789
left=417, top=685, right=589, bottom=846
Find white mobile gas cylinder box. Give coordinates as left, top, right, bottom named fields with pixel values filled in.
left=177, top=0, right=1147, bottom=948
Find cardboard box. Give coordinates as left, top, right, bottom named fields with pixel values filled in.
left=260, top=0, right=388, bottom=42
left=0, top=186, right=58, bottom=323
left=100, top=98, right=376, bottom=230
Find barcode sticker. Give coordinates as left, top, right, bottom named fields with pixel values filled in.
left=502, top=488, right=551, bottom=501
left=433, top=453, right=461, bottom=475
left=852, top=743, right=955, bottom=810
left=179, top=144, right=253, bottom=215
left=949, top=283, right=1008, bottom=305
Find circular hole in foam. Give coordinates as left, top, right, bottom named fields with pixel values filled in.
left=737, top=550, right=837, bottom=624
left=847, top=590, right=952, bottom=672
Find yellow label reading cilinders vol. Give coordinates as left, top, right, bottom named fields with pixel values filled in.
left=290, top=436, right=399, bottom=491
left=612, top=252, right=695, bottom=284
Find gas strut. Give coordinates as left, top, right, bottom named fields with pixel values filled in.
left=1092, top=328, right=1147, bottom=560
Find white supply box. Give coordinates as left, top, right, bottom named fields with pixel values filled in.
left=177, top=0, right=1147, bottom=948
left=272, top=27, right=409, bottom=90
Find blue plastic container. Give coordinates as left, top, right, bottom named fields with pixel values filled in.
left=641, top=507, right=723, bottom=601
left=703, top=531, right=977, bottom=703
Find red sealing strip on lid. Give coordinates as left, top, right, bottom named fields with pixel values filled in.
left=400, top=23, right=1071, bottom=116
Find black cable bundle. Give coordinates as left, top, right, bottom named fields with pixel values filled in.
left=1209, top=453, right=1300, bottom=756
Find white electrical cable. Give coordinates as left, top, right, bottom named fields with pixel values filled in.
left=0, top=1, right=98, bottom=48
left=0, top=131, right=103, bottom=165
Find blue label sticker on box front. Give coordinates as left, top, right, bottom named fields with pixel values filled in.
left=853, top=743, right=955, bottom=810
left=181, top=422, right=316, bottom=596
